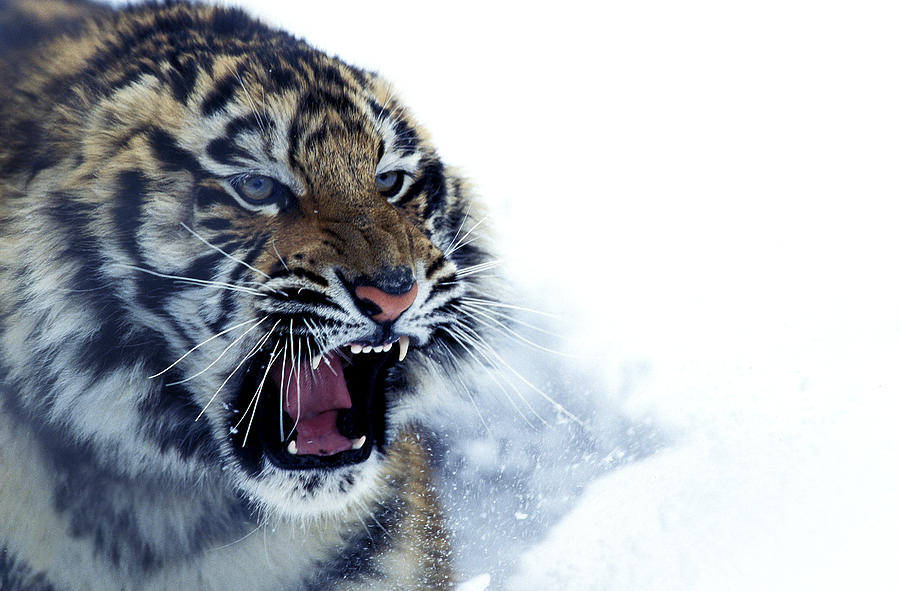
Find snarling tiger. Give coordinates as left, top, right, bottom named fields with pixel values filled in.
left=0, top=1, right=495, bottom=589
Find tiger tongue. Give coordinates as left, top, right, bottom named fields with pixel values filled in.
left=274, top=353, right=353, bottom=456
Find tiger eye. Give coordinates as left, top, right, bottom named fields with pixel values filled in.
left=235, top=175, right=275, bottom=203
left=375, top=171, right=404, bottom=196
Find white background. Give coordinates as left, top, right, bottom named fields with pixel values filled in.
left=120, top=1, right=900, bottom=588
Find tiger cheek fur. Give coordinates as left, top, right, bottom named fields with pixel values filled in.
left=0, top=2, right=493, bottom=590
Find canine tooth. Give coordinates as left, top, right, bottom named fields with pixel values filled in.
left=351, top=435, right=366, bottom=450
left=350, top=344, right=362, bottom=354
left=383, top=342, right=392, bottom=352
left=373, top=345, right=384, bottom=353
left=362, top=345, right=372, bottom=354
left=287, top=440, right=298, bottom=455
left=397, top=336, right=409, bottom=361
left=311, top=355, right=322, bottom=370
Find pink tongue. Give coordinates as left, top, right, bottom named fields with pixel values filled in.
left=272, top=353, right=353, bottom=456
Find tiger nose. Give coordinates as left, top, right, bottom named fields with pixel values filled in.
left=353, top=282, right=418, bottom=324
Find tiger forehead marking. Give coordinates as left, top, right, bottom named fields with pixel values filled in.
left=0, top=1, right=493, bottom=589
left=70, top=24, right=438, bottom=285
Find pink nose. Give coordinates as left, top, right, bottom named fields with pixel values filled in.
left=354, top=282, right=418, bottom=323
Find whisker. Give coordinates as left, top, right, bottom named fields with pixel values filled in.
left=447, top=213, right=489, bottom=256
left=454, top=321, right=587, bottom=430
left=278, top=342, right=289, bottom=442
left=228, top=64, right=266, bottom=134
left=114, top=264, right=265, bottom=297
left=240, top=339, right=282, bottom=447
left=440, top=326, right=538, bottom=428
left=455, top=300, right=559, bottom=337
left=455, top=302, right=594, bottom=360
left=458, top=297, right=559, bottom=319
left=347, top=503, right=376, bottom=545
left=196, top=318, right=281, bottom=421
left=433, top=342, right=490, bottom=431
left=287, top=319, right=302, bottom=440
left=167, top=316, right=269, bottom=386
left=209, top=521, right=265, bottom=552
left=180, top=222, right=272, bottom=280
left=449, top=201, right=472, bottom=245
left=271, top=238, right=291, bottom=274
left=455, top=259, right=503, bottom=279
left=148, top=317, right=257, bottom=379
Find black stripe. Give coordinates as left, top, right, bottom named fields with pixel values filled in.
left=316, top=498, right=399, bottom=584
left=287, top=114, right=301, bottom=166
left=298, top=91, right=325, bottom=115
left=225, top=114, right=266, bottom=138
left=179, top=251, right=223, bottom=287
left=397, top=159, right=445, bottom=211
left=197, top=216, right=233, bottom=232
left=303, top=124, right=328, bottom=149
left=147, top=128, right=202, bottom=174
left=293, top=268, right=329, bottom=287
left=195, top=184, right=239, bottom=210
left=167, top=54, right=201, bottom=104
left=111, top=170, right=149, bottom=262
left=425, top=257, right=446, bottom=280
left=206, top=138, right=254, bottom=166
left=139, top=379, right=218, bottom=463
left=391, top=118, right=420, bottom=152
left=201, top=74, right=241, bottom=117
left=267, top=288, right=343, bottom=312
left=422, top=160, right=447, bottom=218
left=208, top=237, right=268, bottom=329
left=0, top=545, right=58, bottom=591
left=265, top=62, right=300, bottom=91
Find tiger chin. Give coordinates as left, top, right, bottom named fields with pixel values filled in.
left=0, top=1, right=494, bottom=589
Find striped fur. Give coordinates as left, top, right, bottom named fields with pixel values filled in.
left=0, top=1, right=494, bottom=589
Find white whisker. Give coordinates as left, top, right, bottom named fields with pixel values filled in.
left=196, top=319, right=281, bottom=421
left=114, top=263, right=265, bottom=296
left=271, top=238, right=291, bottom=274
left=239, top=339, right=282, bottom=447
left=180, top=222, right=272, bottom=280
left=440, top=326, right=539, bottom=428
left=454, top=321, right=587, bottom=429
left=433, top=342, right=490, bottom=431
left=455, top=302, right=594, bottom=360
left=278, top=342, right=289, bottom=442
left=167, top=316, right=269, bottom=386
left=447, top=213, right=489, bottom=256
left=459, top=297, right=559, bottom=319
left=455, top=259, right=503, bottom=278
left=148, top=317, right=257, bottom=379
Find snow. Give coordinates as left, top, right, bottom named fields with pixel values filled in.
left=118, top=0, right=900, bottom=588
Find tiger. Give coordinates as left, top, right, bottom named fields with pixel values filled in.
left=0, top=1, right=497, bottom=589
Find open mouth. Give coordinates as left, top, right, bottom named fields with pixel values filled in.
left=229, top=333, right=410, bottom=471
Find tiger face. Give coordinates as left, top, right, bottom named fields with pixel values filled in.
left=0, top=3, right=488, bottom=523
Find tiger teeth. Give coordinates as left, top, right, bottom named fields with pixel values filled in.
left=311, top=355, right=322, bottom=370
left=345, top=338, right=408, bottom=360
left=287, top=440, right=298, bottom=455
left=351, top=435, right=366, bottom=450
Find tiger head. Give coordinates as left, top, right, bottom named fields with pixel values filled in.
left=0, top=4, right=491, bottom=520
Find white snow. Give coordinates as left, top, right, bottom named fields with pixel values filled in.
left=116, top=0, right=900, bottom=588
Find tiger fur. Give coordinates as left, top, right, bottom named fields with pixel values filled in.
left=0, top=1, right=495, bottom=589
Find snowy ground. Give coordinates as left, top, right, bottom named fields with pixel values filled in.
left=127, top=1, right=900, bottom=587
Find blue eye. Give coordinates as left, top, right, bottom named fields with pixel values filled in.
left=231, top=174, right=284, bottom=205
left=375, top=171, right=405, bottom=197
